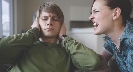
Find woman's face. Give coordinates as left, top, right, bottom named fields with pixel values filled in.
left=89, top=0, right=115, bottom=35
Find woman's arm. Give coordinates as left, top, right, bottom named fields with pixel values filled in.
left=100, top=49, right=112, bottom=61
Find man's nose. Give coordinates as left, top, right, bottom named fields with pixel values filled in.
left=47, top=19, right=53, bottom=26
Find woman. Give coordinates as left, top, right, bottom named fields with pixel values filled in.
left=89, top=0, right=133, bottom=72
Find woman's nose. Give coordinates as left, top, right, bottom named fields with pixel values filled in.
left=89, top=14, right=94, bottom=20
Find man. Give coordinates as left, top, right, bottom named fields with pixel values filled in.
left=0, top=2, right=102, bottom=72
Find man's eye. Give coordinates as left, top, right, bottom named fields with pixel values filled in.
left=53, top=17, right=59, bottom=21
left=42, top=18, right=47, bottom=20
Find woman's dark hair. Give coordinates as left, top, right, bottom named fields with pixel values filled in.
left=93, top=0, right=132, bottom=25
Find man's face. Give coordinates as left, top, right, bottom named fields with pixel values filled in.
left=39, top=11, right=61, bottom=38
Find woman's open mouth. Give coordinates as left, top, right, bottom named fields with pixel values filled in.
left=93, top=22, right=99, bottom=27
left=91, top=20, right=99, bottom=28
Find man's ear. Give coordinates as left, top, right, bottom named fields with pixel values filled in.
left=112, top=7, right=121, bottom=20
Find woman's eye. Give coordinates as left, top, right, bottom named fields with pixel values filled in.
left=94, top=11, right=99, bottom=12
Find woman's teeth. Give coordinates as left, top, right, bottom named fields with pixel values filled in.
left=93, top=22, right=99, bottom=27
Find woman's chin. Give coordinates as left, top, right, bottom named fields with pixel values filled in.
left=94, top=31, right=101, bottom=35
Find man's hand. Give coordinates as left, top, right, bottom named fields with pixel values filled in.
left=59, top=23, right=67, bottom=39
left=31, top=18, right=40, bottom=31
left=31, top=10, right=40, bottom=31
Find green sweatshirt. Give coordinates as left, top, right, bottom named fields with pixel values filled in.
left=0, top=28, right=100, bottom=72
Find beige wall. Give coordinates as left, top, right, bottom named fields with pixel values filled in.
left=14, top=0, right=26, bottom=34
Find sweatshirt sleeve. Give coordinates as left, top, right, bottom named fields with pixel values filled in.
left=0, top=27, right=40, bottom=64
left=61, top=36, right=100, bottom=71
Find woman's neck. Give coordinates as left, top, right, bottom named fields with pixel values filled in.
left=106, top=21, right=125, bottom=46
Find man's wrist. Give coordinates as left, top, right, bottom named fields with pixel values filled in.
left=32, top=27, right=40, bottom=39
left=61, top=34, right=67, bottom=40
